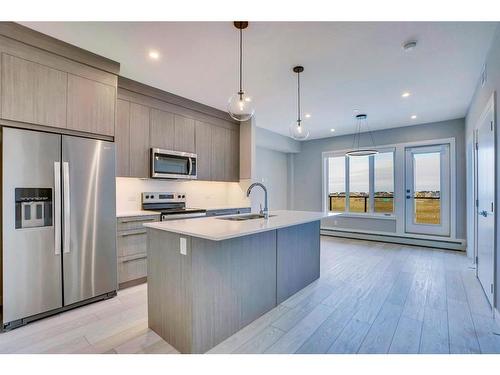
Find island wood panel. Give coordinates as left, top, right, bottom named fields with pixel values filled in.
left=147, top=229, right=193, bottom=353
left=190, top=230, right=277, bottom=354
left=115, top=99, right=130, bottom=176
left=174, top=114, right=195, bottom=153
left=129, top=102, right=150, bottom=178
left=194, top=120, right=212, bottom=180
left=1, top=53, right=67, bottom=128
left=66, top=74, right=116, bottom=136
left=150, top=108, right=174, bottom=150
left=276, top=221, right=321, bottom=304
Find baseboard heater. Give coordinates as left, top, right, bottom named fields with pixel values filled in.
left=320, top=228, right=466, bottom=251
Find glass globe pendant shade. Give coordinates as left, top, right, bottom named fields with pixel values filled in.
left=227, top=92, right=255, bottom=122
left=289, top=121, right=310, bottom=141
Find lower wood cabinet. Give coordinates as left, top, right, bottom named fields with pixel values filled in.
left=117, top=214, right=160, bottom=288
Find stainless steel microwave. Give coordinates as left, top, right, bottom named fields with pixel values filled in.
left=150, top=148, right=197, bottom=179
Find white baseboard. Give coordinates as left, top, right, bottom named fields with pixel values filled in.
left=321, top=228, right=466, bottom=251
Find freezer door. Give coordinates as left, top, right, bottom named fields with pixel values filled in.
left=62, top=136, right=117, bottom=306
left=2, top=128, right=63, bottom=323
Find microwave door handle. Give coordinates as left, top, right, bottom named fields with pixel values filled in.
left=188, top=157, right=193, bottom=175
left=54, top=162, right=61, bottom=255
left=63, top=162, right=70, bottom=254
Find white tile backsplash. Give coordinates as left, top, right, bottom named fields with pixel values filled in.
left=116, top=177, right=251, bottom=212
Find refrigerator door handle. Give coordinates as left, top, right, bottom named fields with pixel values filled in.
left=54, top=162, right=61, bottom=255
left=63, top=162, right=71, bottom=254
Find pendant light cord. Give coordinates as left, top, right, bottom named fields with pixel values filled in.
left=239, top=28, right=243, bottom=96
left=297, top=70, right=301, bottom=125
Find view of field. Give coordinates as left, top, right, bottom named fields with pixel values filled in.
left=329, top=194, right=440, bottom=224
left=414, top=198, right=440, bottom=224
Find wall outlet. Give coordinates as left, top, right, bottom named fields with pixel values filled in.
left=180, top=237, right=187, bottom=255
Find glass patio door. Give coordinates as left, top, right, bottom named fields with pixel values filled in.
left=405, top=144, right=450, bottom=236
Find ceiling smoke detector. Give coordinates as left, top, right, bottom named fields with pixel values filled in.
left=402, top=40, right=418, bottom=52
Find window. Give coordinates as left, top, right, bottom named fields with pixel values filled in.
left=327, top=150, right=394, bottom=214
left=374, top=152, right=394, bottom=213
left=349, top=155, right=369, bottom=212
left=328, top=156, right=345, bottom=212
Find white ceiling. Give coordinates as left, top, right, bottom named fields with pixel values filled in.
left=22, top=21, right=497, bottom=139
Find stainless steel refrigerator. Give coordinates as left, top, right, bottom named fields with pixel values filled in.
left=1, top=127, right=117, bottom=330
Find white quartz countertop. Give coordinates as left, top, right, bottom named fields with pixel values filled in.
left=143, top=210, right=326, bottom=241
left=116, top=210, right=160, bottom=218
left=201, top=205, right=251, bottom=211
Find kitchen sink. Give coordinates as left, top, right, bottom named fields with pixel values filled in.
left=217, top=213, right=276, bottom=221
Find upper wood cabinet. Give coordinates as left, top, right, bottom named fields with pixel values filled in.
left=66, top=74, right=115, bottom=136
left=174, top=115, right=195, bottom=153
left=129, top=103, right=150, bottom=178
left=117, top=84, right=240, bottom=182
left=195, top=121, right=212, bottom=180
left=1, top=53, right=67, bottom=128
left=115, top=99, right=130, bottom=177
left=150, top=108, right=174, bottom=150
left=0, top=35, right=117, bottom=137
left=226, top=129, right=240, bottom=182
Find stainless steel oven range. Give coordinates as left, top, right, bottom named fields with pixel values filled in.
left=141, top=192, right=206, bottom=220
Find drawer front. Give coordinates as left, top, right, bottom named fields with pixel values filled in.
left=117, top=215, right=160, bottom=231
left=118, top=256, right=147, bottom=284
left=117, top=229, right=147, bottom=258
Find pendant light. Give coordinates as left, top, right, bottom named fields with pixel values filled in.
left=345, top=114, right=378, bottom=157
left=227, top=21, right=255, bottom=122
left=289, top=66, right=310, bottom=140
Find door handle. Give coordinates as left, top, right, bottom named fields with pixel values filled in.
left=63, top=162, right=71, bottom=254
left=479, top=210, right=488, bottom=217
left=54, top=162, right=61, bottom=255
left=188, top=157, right=193, bottom=175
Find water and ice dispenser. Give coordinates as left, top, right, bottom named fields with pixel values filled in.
left=15, top=188, right=53, bottom=229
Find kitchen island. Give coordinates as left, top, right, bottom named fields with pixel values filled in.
left=144, top=210, right=326, bottom=353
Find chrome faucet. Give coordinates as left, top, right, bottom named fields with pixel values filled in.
left=246, top=182, right=269, bottom=219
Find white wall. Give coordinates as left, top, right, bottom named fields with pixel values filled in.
left=465, top=24, right=500, bottom=308
left=116, top=178, right=250, bottom=212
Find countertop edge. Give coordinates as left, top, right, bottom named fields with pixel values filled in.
left=143, top=213, right=325, bottom=241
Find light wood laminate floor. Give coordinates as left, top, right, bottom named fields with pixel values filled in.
left=1, top=236, right=499, bottom=354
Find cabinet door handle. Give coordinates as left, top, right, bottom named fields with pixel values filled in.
left=122, top=255, right=147, bottom=263
left=120, top=217, right=157, bottom=223
left=118, top=230, right=147, bottom=237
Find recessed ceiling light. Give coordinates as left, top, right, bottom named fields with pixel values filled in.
left=402, top=92, right=411, bottom=98
left=305, top=113, right=311, bottom=118
left=330, top=128, right=335, bottom=132
left=411, top=115, right=417, bottom=119
left=402, top=40, right=418, bottom=52
left=148, top=50, right=160, bottom=60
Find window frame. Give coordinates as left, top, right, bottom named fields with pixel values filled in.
left=323, top=147, right=396, bottom=216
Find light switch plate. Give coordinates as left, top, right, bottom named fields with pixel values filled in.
left=180, top=237, right=187, bottom=255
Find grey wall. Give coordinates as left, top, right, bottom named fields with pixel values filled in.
left=253, top=146, right=290, bottom=211
left=255, top=126, right=301, bottom=153
left=291, top=118, right=467, bottom=239
left=465, top=24, right=500, bottom=309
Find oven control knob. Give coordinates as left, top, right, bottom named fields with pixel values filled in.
left=182, top=195, right=185, bottom=198
left=178, top=195, right=181, bottom=198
